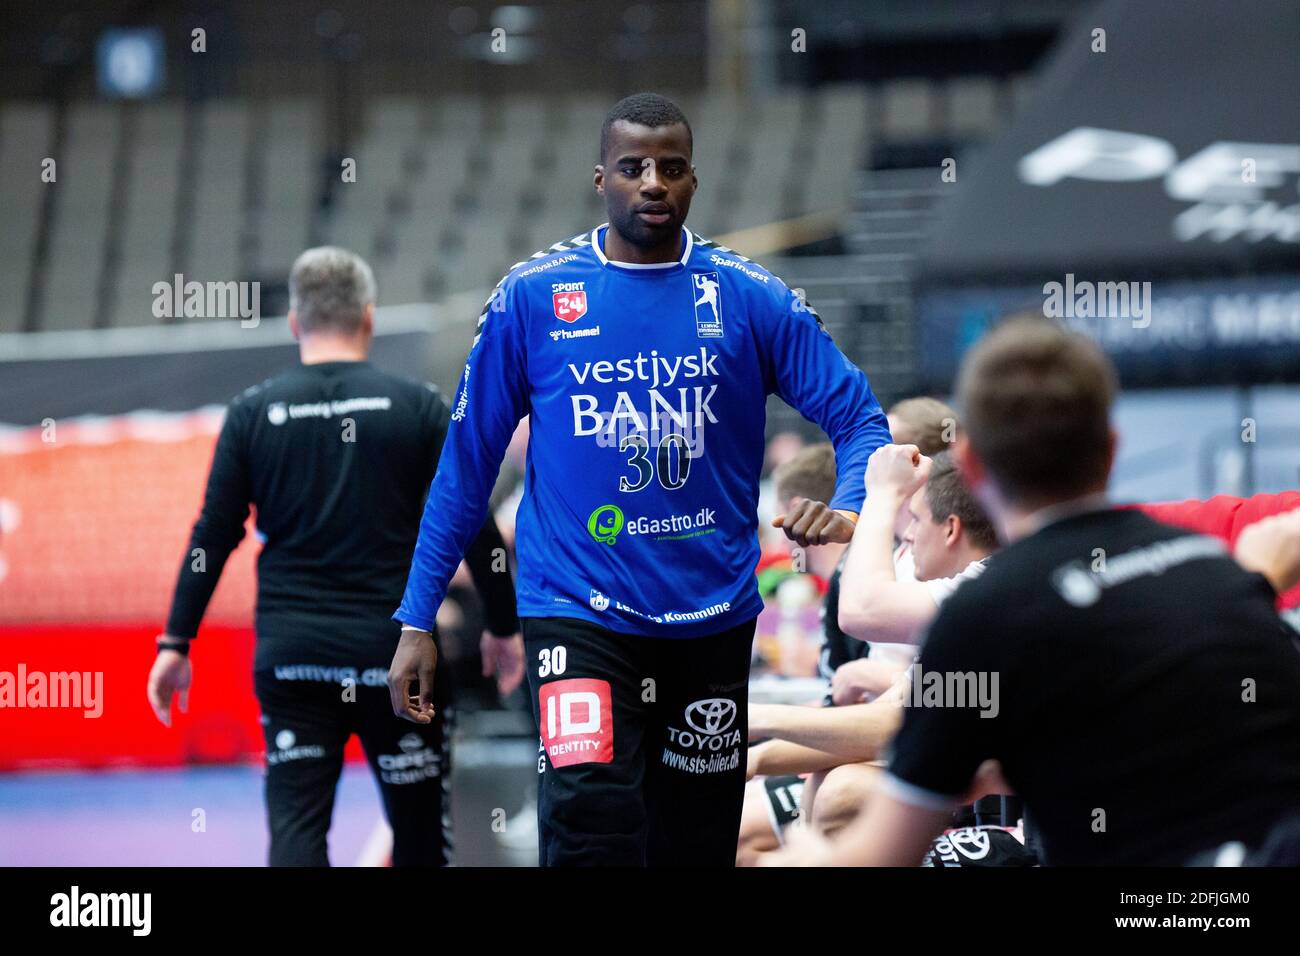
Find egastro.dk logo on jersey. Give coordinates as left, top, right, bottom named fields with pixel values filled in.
left=552, top=282, right=588, bottom=323
left=587, top=503, right=718, bottom=546
left=587, top=504, right=624, bottom=544
left=685, top=698, right=737, bottom=735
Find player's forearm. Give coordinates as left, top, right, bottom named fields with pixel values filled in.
left=845, top=488, right=904, bottom=581
left=398, top=422, right=519, bottom=630
left=164, top=446, right=248, bottom=640
left=750, top=739, right=844, bottom=777
left=837, top=488, right=906, bottom=636
left=775, top=296, right=891, bottom=516
left=397, top=473, right=491, bottom=630
left=752, top=701, right=900, bottom=761
left=825, top=407, right=892, bottom=516
left=400, top=293, right=526, bottom=631
left=164, top=520, right=241, bottom=639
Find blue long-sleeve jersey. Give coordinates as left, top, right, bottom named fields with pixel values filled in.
left=396, top=224, right=892, bottom=638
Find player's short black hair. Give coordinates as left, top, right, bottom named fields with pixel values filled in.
left=600, top=93, right=692, bottom=161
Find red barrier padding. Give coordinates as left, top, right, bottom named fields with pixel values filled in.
left=0, top=624, right=364, bottom=771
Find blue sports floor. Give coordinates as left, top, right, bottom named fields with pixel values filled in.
left=0, top=738, right=538, bottom=866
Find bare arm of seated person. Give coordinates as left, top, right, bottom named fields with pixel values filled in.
left=749, top=695, right=903, bottom=763
left=747, top=739, right=845, bottom=780
left=837, top=445, right=938, bottom=643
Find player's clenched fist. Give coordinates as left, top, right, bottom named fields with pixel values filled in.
left=865, top=443, right=932, bottom=498
left=773, top=497, right=858, bottom=547
left=1235, top=507, right=1300, bottom=596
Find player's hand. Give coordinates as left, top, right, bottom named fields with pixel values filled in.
left=830, top=658, right=900, bottom=706
left=147, top=638, right=192, bottom=728
left=1235, top=507, right=1300, bottom=595
left=881, top=668, right=912, bottom=707
left=389, top=628, right=438, bottom=724
left=481, top=630, right=525, bottom=697
left=772, top=497, right=857, bottom=547
left=865, top=444, right=932, bottom=498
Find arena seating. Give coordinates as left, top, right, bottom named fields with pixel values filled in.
left=0, top=78, right=1021, bottom=337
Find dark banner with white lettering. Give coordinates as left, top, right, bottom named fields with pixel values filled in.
left=916, top=274, right=1300, bottom=391
left=919, top=0, right=1300, bottom=282
left=0, top=329, right=446, bottom=428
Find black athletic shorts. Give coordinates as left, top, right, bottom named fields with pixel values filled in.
left=523, top=615, right=757, bottom=866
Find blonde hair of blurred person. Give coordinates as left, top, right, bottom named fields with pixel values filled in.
left=886, top=397, right=955, bottom=457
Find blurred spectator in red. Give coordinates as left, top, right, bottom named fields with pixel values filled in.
left=1132, top=492, right=1300, bottom=612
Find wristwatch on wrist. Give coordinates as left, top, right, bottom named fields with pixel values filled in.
left=156, top=638, right=190, bottom=656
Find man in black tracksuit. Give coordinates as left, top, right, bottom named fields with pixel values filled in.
left=147, top=247, right=523, bottom=866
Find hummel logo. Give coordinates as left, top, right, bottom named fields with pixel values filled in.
left=551, top=326, right=601, bottom=341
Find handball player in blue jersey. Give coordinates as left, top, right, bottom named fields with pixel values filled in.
left=390, top=93, right=892, bottom=865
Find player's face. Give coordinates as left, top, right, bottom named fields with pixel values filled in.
left=596, top=120, right=697, bottom=249
left=904, top=487, right=945, bottom=582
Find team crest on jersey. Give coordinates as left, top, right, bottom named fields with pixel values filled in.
left=691, top=272, right=723, bottom=338
left=552, top=282, right=588, bottom=323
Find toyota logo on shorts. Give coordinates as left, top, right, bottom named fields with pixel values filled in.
left=684, top=698, right=736, bottom=735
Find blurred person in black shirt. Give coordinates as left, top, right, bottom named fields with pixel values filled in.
left=772, top=318, right=1300, bottom=866
left=147, top=247, right=522, bottom=866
